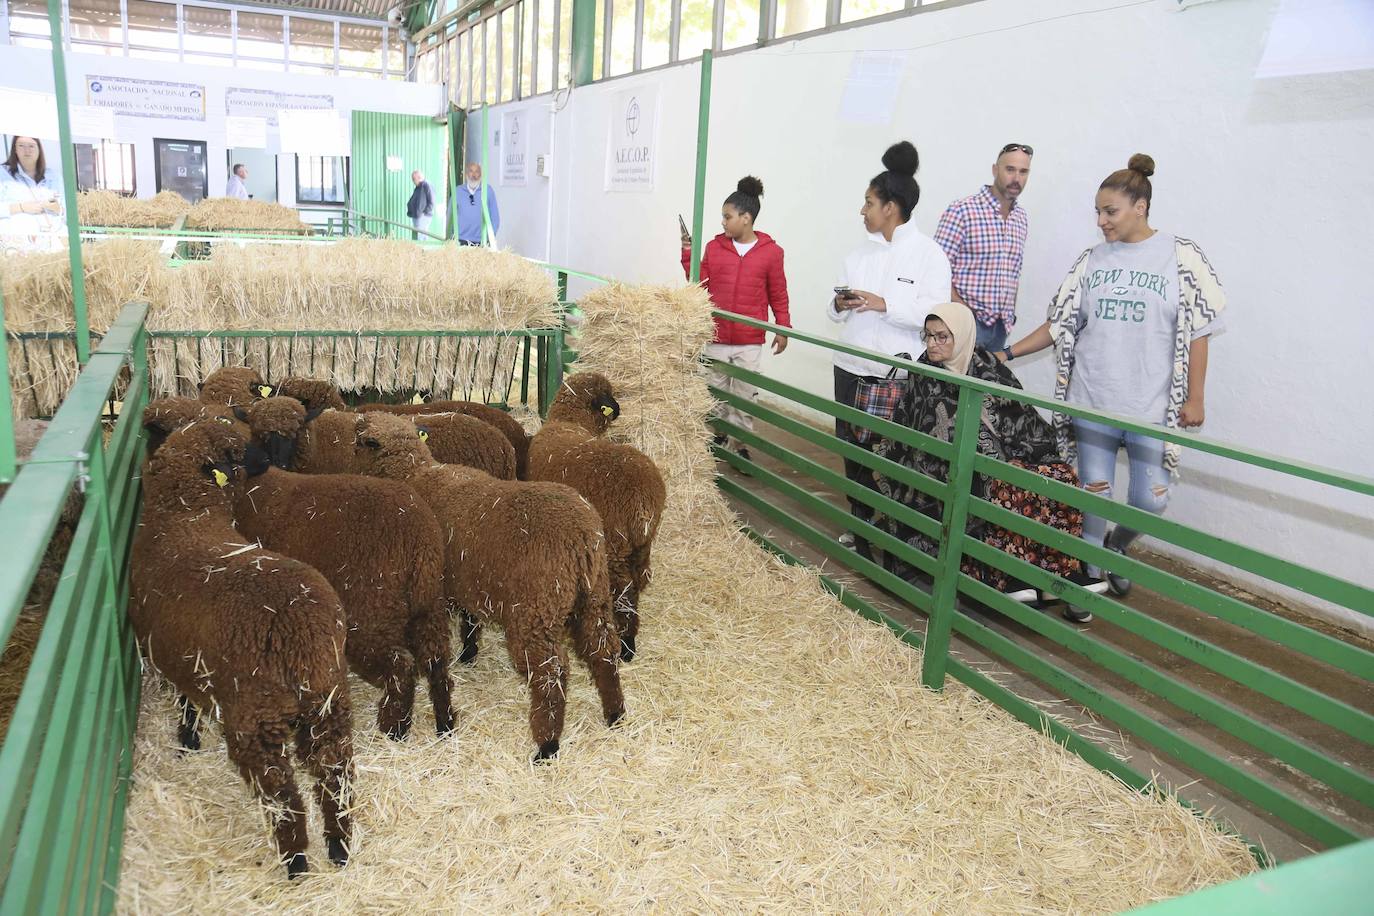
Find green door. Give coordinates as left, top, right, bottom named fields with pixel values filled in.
left=350, top=111, right=448, bottom=239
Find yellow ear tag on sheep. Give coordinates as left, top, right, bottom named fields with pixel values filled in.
left=419, top=430, right=429, bottom=442
left=600, top=405, right=615, bottom=417
left=257, top=385, right=273, bottom=397
left=212, top=469, right=229, bottom=488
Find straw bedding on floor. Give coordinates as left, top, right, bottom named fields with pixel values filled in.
left=115, top=282, right=1255, bottom=914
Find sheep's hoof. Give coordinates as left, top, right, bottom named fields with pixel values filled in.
left=619, top=637, right=637, bottom=663
left=606, top=709, right=625, bottom=728
left=458, top=644, right=479, bottom=665
left=435, top=714, right=456, bottom=737
left=384, top=715, right=413, bottom=741
left=533, top=740, right=559, bottom=763
left=177, top=727, right=201, bottom=752
left=327, top=837, right=350, bottom=868
left=285, top=853, right=309, bottom=879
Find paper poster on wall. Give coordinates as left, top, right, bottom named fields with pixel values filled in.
left=386, top=155, right=403, bottom=172
left=225, top=116, right=269, bottom=149
left=605, top=87, right=658, bottom=192
left=277, top=109, right=350, bottom=156
left=500, top=108, right=529, bottom=187
left=86, top=75, right=206, bottom=120
left=68, top=105, right=117, bottom=140
left=0, top=87, right=58, bottom=139
left=225, top=87, right=334, bottom=129
left=838, top=51, right=905, bottom=125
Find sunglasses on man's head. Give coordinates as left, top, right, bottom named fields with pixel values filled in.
left=1000, top=143, right=1034, bottom=156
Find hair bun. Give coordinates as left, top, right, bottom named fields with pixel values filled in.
left=736, top=176, right=763, bottom=198
left=882, top=141, right=919, bottom=178
left=1127, top=153, right=1155, bottom=178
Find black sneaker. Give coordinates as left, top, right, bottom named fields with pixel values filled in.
left=1104, top=530, right=1133, bottom=596
left=712, top=434, right=728, bottom=447
left=1062, top=604, right=1093, bottom=624
left=736, top=446, right=752, bottom=461
left=1001, top=577, right=1039, bottom=604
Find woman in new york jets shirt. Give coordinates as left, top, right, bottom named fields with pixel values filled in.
left=1000, top=154, right=1226, bottom=597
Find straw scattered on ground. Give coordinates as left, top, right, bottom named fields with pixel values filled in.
left=77, top=190, right=190, bottom=229
left=115, top=280, right=1256, bottom=915
left=184, top=199, right=313, bottom=235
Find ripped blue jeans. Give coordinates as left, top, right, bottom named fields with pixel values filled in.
left=1073, top=418, right=1171, bottom=565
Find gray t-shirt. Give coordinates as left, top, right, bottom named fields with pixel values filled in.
left=1067, top=231, right=1195, bottom=423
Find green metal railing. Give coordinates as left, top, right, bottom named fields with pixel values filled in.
left=707, top=309, right=1373, bottom=859
left=0, top=302, right=149, bottom=913
left=299, top=206, right=446, bottom=243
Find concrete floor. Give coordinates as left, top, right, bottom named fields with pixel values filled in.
left=714, top=419, right=1373, bottom=863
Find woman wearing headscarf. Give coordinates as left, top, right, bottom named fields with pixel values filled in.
left=876, top=303, right=1107, bottom=623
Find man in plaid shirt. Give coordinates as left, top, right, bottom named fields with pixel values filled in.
left=934, top=143, right=1033, bottom=351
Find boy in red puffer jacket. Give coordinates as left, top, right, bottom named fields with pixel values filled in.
left=681, top=175, right=791, bottom=463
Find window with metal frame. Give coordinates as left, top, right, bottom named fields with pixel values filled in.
left=73, top=140, right=137, bottom=196
left=296, top=155, right=349, bottom=205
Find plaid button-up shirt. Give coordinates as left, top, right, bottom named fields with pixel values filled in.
left=934, top=185, right=1028, bottom=328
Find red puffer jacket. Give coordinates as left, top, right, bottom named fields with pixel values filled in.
left=681, top=232, right=791, bottom=345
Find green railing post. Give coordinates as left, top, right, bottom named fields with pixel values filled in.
left=556, top=270, right=569, bottom=303
left=921, top=384, right=983, bottom=690
left=689, top=50, right=713, bottom=284
left=0, top=286, right=15, bottom=484
left=571, top=0, right=596, bottom=86
left=46, top=0, right=91, bottom=363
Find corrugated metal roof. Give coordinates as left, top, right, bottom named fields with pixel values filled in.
left=221, top=0, right=400, bottom=22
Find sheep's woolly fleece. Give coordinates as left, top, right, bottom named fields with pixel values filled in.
left=116, top=282, right=1255, bottom=914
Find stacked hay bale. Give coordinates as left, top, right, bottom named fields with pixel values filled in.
left=76, top=190, right=190, bottom=229
left=115, top=276, right=1257, bottom=911
left=2, top=240, right=557, bottom=415
left=184, top=198, right=313, bottom=235
left=2, top=239, right=167, bottom=416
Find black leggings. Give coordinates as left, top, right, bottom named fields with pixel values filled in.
left=833, top=366, right=884, bottom=555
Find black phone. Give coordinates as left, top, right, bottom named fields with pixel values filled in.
left=834, top=286, right=854, bottom=297
left=678, top=214, right=689, bottom=236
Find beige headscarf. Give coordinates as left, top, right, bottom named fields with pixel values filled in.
left=925, top=302, right=977, bottom=375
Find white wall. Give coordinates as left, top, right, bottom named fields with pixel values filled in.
left=0, top=45, right=443, bottom=208
left=466, top=103, right=553, bottom=258
left=475, top=0, right=1374, bottom=628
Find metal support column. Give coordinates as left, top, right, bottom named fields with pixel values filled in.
left=46, top=0, right=91, bottom=364
left=570, top=0, right=595, bottom=86
left=689, top=50, right=712, bottom=283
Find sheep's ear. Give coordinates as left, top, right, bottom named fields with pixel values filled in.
left=416, top=426, right=430, bottom=442
left=232, top=406, right=250, bottom=422
left=593, top=394, right=620, bottom=422
left=361, top=437, right=381, bottom=450
left=256, top=384, right=274, bottom=398
left=303, top=405, right=326, bottom=423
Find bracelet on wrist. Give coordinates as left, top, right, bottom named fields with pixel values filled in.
left=1002, top=346, right=1015, bottom=361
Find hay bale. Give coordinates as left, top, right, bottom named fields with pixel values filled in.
left=116, top=279, right=1256, bottom=912
left=184, top=199, right=313, bottom=235
left=77, top=190, right=190, bottom=229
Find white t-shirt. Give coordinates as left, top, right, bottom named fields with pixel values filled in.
left=828, top=220, right=952, bottom=378
left=732, top=239, right=757, bottom=257
left=226, top=174, right=249, bottom=200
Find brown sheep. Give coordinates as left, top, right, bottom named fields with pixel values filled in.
left=288, top=411, right=624, bottom=761
left=275, top=377, right=349, bottom=413
left=413, top=412, right=516, bottom=480
left=356, top=400, right=530, bottom=478
left=199, top=366, right=273, bottom=408
left=528, top=372, right=666, bottom=662
left=232, top=397, right=455, bottom=739
left=142, top=397, right=248, bottom=455
left=130, top=421, right=353, bottom=879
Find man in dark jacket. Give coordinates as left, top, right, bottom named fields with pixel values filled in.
left=407, top=170, right=434, bottom=237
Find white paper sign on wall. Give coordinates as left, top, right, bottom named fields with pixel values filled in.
left=838, top=51, right=905, bottom=125
left=67, top=105, right=117, bottom=140
left=225, top=116, right=269, bottom=149
left=225, top=87, right=333, bottom=128
left=605, top=87, right=658, bottom=192
left=278, top=109, right=350, bottom=156
left=86, top=75, right=206, bottom=121
left=0, top=87, right=58, bottom=140
left=500, top=108, right=529, bottom=187
left=386, top=155, right=403, bottom=172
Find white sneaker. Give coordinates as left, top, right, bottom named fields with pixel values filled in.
left=838, top=532, right=856, bottom=549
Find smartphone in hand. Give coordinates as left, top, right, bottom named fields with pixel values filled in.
left=678, top=214, right=690, bottom=236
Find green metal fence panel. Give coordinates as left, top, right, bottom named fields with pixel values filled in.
left=351, top=111, right=449, bottom=240
left=706, top=309, right=1372, bottom=860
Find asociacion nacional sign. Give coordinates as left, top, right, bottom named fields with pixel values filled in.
left=86, top=75, right=206, bottom=120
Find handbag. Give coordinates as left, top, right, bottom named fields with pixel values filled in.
left=849, top=354, right=910, bottom=445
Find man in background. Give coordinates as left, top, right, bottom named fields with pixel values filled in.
left=456, top=162, right=500, bottom=246
left=226, top=163, right=249, bottom=200
left=408, top=169, right=434, bottom=238
left=934, top=143, right=1032, bottom=350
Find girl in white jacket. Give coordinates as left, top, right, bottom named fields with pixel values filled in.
left=829, top=140, right=952, bottom=558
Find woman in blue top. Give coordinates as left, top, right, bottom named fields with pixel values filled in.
left=1, top=136, right=64, bottom=251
